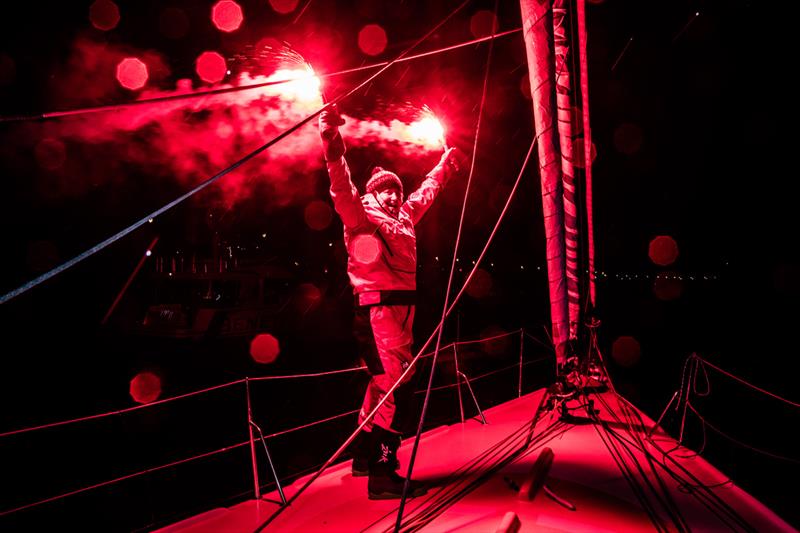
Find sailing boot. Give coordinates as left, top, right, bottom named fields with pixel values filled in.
left=351, top=429, right=372, bottom=477
left=352, top=429, right=400, bottom=476
left=367, top=426, right=427, bottom=500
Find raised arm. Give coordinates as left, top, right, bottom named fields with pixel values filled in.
left=403, top=147, right=457, bottom=225
left=319, top=107, right=367, bottom=229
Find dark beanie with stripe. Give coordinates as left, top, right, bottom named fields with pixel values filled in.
left=366, top=167, right=403, bottom=196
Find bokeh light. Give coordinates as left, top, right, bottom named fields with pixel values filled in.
left=211, top=1, right=243, bottom=33
left=469, top=10, right=498, bottom=39
left=480, top=325, right=510, bottom=356
left=116, top=57, right=148, bottom=90
left=648, top=235, right=679, bottom=266
left=358, top=24, right=388, bottom=56
left=130, top=371, right=162, bottom=404
left=295, top=282, right=322, bottom=311
left=250, top=333, right=281, bottom=364
left=611, top=336, right=641, bottom=367
left=352, top=234, right=380, bottom=264
left=195, top=51, right=227, bottom=84
left=89, top=0, right=120, bottom=31
left=466, top=268, right=493, bottom=299
left=269, top=0, right=299, bottom=14
left=572, top=138, right=597, bottom=168
left=653, top=272, right=684, bottom=301
left=304, top=200, right=333, bottom=230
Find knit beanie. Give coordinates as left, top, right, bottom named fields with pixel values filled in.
left=365, top=166, right=403, bottom=196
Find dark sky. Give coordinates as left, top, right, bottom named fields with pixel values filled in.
left=0, top=0, right=797, bottom=528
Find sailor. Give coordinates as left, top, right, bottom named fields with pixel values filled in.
left=318, top=104, right=459, bottom=499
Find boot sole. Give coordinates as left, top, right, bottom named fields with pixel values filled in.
left=368, top=487, right=427, bottom=500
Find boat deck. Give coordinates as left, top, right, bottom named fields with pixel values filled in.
left=157, top=388, right=795, bottom=532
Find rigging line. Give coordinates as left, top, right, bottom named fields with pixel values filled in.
left=588, top=403, right=671, bottom=532
left=612, top=408, right=751, bottom=533
left=402, top=428, right=570, bottom=533
left=0, top=29, right=521, bottom=124
left=606, top=395, right=745, bottom=530
left=396, top=0, right=499, bottom=522
left=581, top=385, right=681, bottom=530
left=412, top=357, right=548, bottom=395
left=686, top=403, right=800, bottom=464
left=608, top=392, right=757, bottom=532
left=364, top=417, right=556, bottom=532
left=249, top=365, right=367, bottom=381
left=694, top=355, right=800, bottom=408
left=0, top=378, right=245, bottom=439
left=1, top=0, right=470, bottom=307
left=398, top=420, right=569, bottom=532
left=254, top=136, right=538, bottom=532
left=0, top=438, right=251, bottom=518
left=612, top=393, right=691, bottom=531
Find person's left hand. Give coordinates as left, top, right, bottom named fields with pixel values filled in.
left=442, top=146, right=462, bottom=174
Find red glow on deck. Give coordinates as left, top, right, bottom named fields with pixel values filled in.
left=648, top=235, right=679, bottom=266
left=116, top=57, right=148, bottom=90
left=250, top=333, right=281, bottom=364
left=35, top=138, right=66, bottom=170
left=469, top=10, right=499, bottom=39
left=358, top=24, right=388, bottom=56
left=269, top=0, right=299, bottom=14
left=466, top=268, right=493, bottom=299
left=211, top=1, right=243, bottom=33
left=611, top=336, right=641, bottom=367
left=159, top=7, right=189, bottom=40
left=352, top=235, right=380, bottom=264
left=195, top=51, right=227, bottom=84
left=129, top=371, right=162, bottom=404
left=304, top=200, right=333, bottom=230
left=89, top=0, right=120, bottom=31
left=614, top=123, right=643, bottom=155
left=653, top=272, right=684, bottom=301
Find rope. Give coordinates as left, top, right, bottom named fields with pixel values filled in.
left=694, top=355, right=800, bottom=408
left=0, top=378, right=245, bottom=439
left=0, top=29, right=521, bottom=124
left=397, top=1, right=499, bottom=522
left=0, top=0, right=471, bottom=306
left=686, top=403, right=800, bottom=464
left=0, top=439, right=250, bottom=517
left=254, top=113, right=538, bottom=533
left=249, top=365, right=367, bottom=381
left=413, top=356, right=549, bottom=395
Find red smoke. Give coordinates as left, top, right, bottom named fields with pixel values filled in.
left=21, top=38, right=445, bottom=209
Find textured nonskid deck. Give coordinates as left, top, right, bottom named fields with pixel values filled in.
left=157, top=389, right=796, bottom=532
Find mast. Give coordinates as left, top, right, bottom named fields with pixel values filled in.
left=519, top=0, right=570, bottom=364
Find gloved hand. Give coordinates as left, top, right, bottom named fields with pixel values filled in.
left=319, top=104, right=346, bottom=161
left=440, top=146, right=464, bottom=179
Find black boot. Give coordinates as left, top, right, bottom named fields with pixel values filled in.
left=352, top=429, right=400, bottom=477
left=367, top=426, right=427, bottom=500
left=350, top=429, right=372, bottom=477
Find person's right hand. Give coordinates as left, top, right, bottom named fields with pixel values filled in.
left=319, top=104, right=346, bottom=160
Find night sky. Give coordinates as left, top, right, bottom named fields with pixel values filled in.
left=1, top=0, right=797, bottom=530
